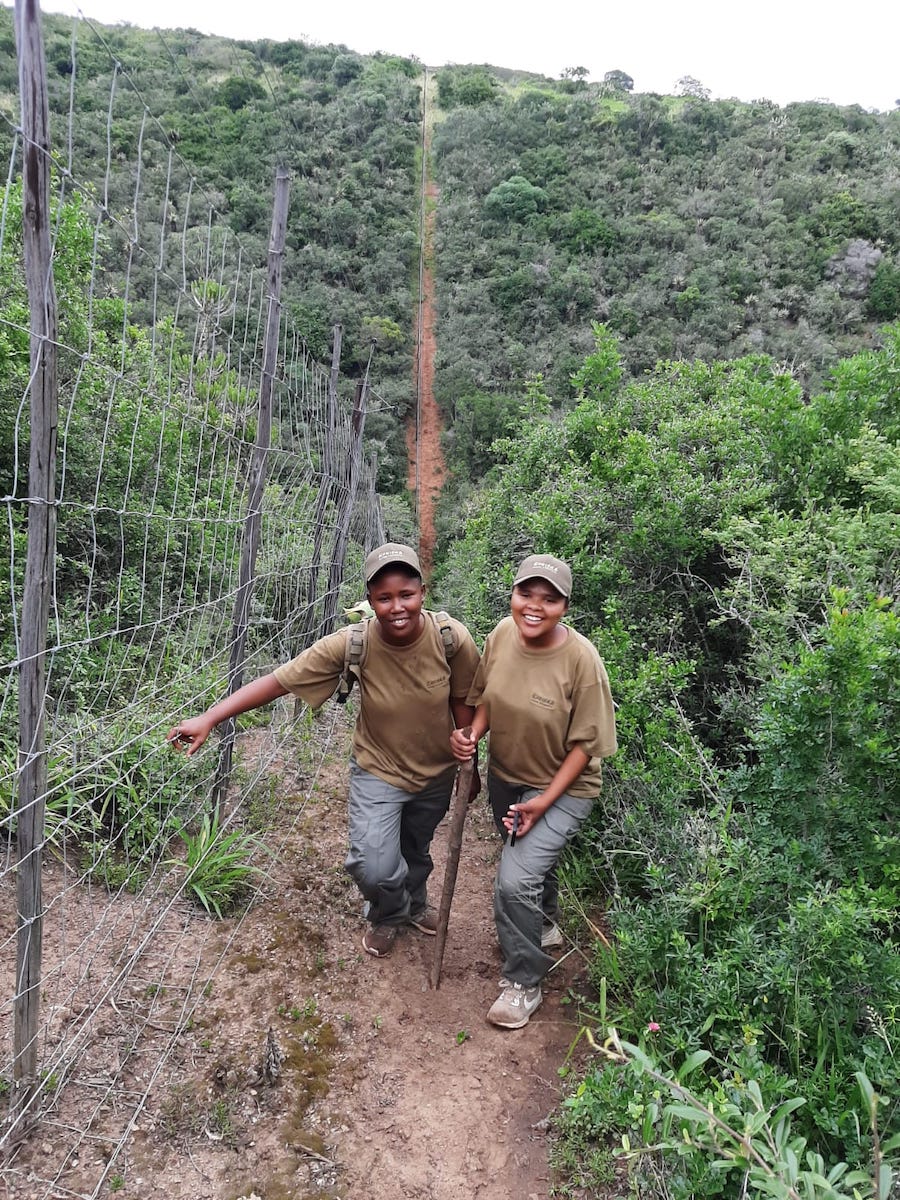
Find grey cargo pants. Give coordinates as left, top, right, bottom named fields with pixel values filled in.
left=345, top=758, right=457, bottom=927
left=489, top=772, right=594, bottom=988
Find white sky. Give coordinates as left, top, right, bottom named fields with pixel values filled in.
left=31, top=0, right=900, bottom=112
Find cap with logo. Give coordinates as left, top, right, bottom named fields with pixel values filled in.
left=364, top=542, right=423, bottom=586
left=512, top=553, right=572, bottom=599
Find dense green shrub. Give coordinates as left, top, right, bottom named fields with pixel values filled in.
left=868, top=259, right=900, bottom=320
left=440, top=328, right=898, bottom=1194
left=435, top=66, right=498, bottom=109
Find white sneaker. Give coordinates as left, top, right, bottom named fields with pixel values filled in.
left=487, top=982, right=543, bottom=1029
left=541, top=920, right=563, bottom=950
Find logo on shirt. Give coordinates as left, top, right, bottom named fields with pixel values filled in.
left=425, top=676, right=447, bottom=690
left=530, top=692, right=555, bottom=709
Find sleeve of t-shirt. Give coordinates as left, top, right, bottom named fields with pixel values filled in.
left=448, top=619, right=482, bottom=700
left=566, top=650, right=618, bottom=760
left=464, top=627, right=496, bottom=708
left=272, top=628, right=347, bottom=710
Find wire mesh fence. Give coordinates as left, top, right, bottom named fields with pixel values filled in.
left=1, top=2, right=384, bottom=1184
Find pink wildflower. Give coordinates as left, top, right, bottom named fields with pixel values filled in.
left=647, top=1021, right=661, bottom=1032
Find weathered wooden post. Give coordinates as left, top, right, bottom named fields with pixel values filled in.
left=300, top=323, right=342, bottom=644
left=366, top=455, right=385, bottom=549
left=213, top=167, right=289, bottom=813
left=9, top=0, right=59, bottom=1142
left=323, top=355, right=372, bottom=634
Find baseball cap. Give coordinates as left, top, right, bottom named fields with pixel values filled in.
left=364, top=542, right=422, bottom=586
left=513, top=554, right=572, bottom=599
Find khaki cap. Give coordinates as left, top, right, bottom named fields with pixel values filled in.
left=364, top=543, right=422, bottom=586
left=513, top=554, right=572, bottom=599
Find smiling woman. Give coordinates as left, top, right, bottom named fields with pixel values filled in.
left=509, top=574, right=570, bottom=650
left=365, top=552, right=427, bottom=647
left=450, top=553, right=617, bottom=1029
left=167, top=542, right=481, bottom=959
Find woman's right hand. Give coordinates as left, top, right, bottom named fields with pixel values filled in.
left=450, top=726, right=477, bottom=762
left=166, top=715, right=215, bottom=757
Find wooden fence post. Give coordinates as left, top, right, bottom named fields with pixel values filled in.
left=300, top=323, right=342, bottom=644
left=8, top=0, right=59, bottom=1142
left=323, top=360, right=371, bottom=634
left=366, top=455, right=385, bottom=549
left=213, top=167, right=289, bottom=813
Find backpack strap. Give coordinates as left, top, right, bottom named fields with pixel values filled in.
left=335, top=618, right=371, bottom=705
left=428, top=611, right=458, bottom=661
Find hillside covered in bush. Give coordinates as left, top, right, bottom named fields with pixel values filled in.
left=0, top=7, right=424, bottom=489
left=2, top=13, right=897, bottom=1195
left=3, top=11, right=899, bottom=495
left=432, top=67, right=900, bottom=409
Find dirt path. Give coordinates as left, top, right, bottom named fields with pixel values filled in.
left=2, top=720, right=593, bottom=1200
left=407, top=75, right=445, bottom=579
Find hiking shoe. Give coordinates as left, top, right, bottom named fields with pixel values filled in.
left=487, top=982, right=542, bottom=1029
left=541, top=920, right=564, bottom=950
left=408, top=904, right=438, bottom=935
left=362, top=924, right=397, bottom=957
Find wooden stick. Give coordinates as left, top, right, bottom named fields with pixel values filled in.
left=430, top=742, right=475, bottom=989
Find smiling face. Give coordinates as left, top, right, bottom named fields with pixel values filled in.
left=510, top=578, right=569, bottom=649
left=366, top=567, right=426, bottom=646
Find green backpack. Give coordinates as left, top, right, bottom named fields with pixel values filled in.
left=335, top=611, right=458, bottom=705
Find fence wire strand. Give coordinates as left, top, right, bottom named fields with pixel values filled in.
left=0, top=10, right=381, bottom=1189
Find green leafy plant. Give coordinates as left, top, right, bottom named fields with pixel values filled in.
left=206, top=1097, right=235, bottom=1144
left=286, top=997, right=317, bottom=1021
left=559, top=1029, right=900, bottom=1200
left=170, top=812, right=263, bottom=918
left=0, top=733, right=100, bottom=854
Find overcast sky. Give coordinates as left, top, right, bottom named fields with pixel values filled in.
left=32, top=0, right=900, bottom=112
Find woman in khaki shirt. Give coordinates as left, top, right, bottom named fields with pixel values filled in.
left=451, top=554, right=617, bottom=1029
left=170, top=543, right=480, bottom=960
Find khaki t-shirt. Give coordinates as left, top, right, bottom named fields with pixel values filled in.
left=467, top=615, right=617, bottom=798
left=273, top=615, right=481, bottom=791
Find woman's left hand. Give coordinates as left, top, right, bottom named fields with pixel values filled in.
left=502, top=795, right=549, bottom=839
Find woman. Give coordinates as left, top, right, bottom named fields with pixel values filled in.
left=170, top=543, right=480, bottom=959
left=451, top=554, right=617, bottom=1028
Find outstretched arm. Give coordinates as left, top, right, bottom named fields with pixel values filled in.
left=167, top=672, right=289, bottom=757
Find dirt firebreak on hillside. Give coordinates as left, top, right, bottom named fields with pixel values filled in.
left=408, top=177, right=445, bottom=579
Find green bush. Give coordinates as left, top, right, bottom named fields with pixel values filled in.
left=442, top=330, right=898, bottom=1193
left=868, top=260, right=900, bottom=321
left=435, top=66, right=498, bottom=109
left=556, top=1034, right=898, bottom=1200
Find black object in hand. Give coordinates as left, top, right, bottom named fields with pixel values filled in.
left=510, top=809, right=520, bottom=846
